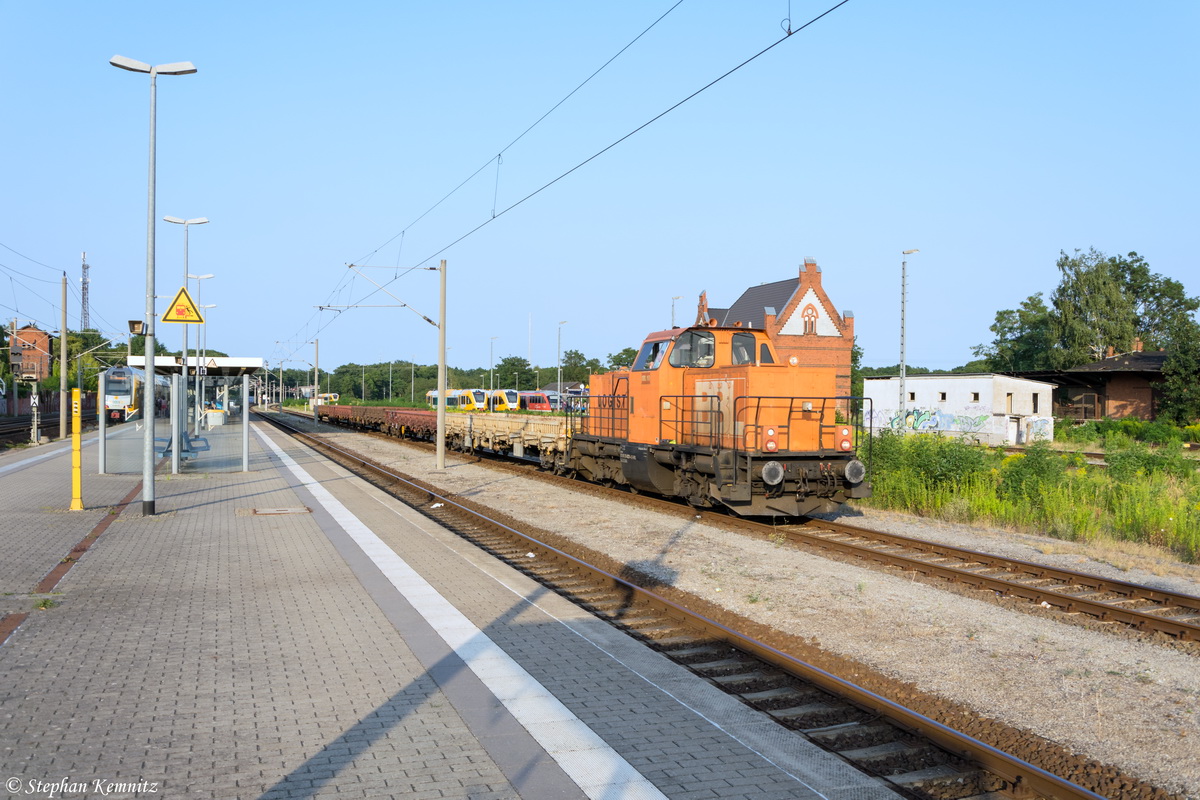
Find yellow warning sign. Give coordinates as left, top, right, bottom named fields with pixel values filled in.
left=162, top=286, right=204, bottom=324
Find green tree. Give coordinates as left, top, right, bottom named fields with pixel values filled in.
left=1113, top=251, right=1200, bottom=349
left=495, top=355, right=531, bottom=390
left=849, top=338, right=864, bottom=398
left=1158, top=314, right=1200, bottom=425
left=1048, top=248, right=1137, bottom=368
left=560, top=349, right=599, bottom=383
left=607, top=347, right=638, bottom=369
left=972, top=293, right=1054, bottom=371
left=129, top=334, right=173, bottom=358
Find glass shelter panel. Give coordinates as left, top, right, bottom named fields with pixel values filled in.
left=100, top=367, right=171, bottom=475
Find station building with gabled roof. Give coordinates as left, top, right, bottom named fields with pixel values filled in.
left=695, top=257, right=856, bottom=399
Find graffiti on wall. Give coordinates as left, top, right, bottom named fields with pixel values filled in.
left=874, top=407, right=991, bottom=434
left=1027, top=416, right=1053, bottom=441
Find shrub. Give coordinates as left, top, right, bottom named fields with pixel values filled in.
left=999, top=441, right=1067, bottom=503
left=867, top=431, right=991, bottom=487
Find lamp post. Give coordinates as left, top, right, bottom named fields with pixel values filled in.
left=671, top=296, right=682, bottom=328
left=110, top=54, right=197, bottom=516
left=489, top=336, right=498, bottom=392
left=900, top=249, right=919, bottom=431
left=164, top=216, right=207, bottom=435
left=197, top=303, right=215, bottom=419
left=187, top=272, right=213, bottom=433
left=556, top=320, right=567, bottom=395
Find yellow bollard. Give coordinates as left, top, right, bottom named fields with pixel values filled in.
left=69, top=388, right=84, bottom=511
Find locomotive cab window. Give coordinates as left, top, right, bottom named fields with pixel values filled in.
left=633, top=340, right=669, bottom=371
left=759, top=342, right=775, bottom=364
left=668, top=330, right=716, bottom=368
left=731, top=332, right=756, bottom=365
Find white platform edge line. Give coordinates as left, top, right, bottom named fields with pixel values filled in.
left=353, top=445, right=842, bottom=799
left=0, top=439, right=97, bottom=475
left=254, top=425, right=668, bottom=800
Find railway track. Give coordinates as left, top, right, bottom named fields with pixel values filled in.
left=0, top=415, right=67, bottom=441
left=771, top=518, right=1200, bottom=642
left=289, top=407, right=1200, bottom=646
left=259, top=409, right=1177, bottom=800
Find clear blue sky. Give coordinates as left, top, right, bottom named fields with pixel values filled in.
left=2, top=2, right=1196, bottom=378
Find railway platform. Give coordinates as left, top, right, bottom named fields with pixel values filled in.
left=0, top=420, right=899, bottom=799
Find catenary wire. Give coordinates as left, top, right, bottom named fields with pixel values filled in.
left=408, top=0, right=850, bottom=269
left=353, top=0, right=687, bottom=266
left=283, top=1, right=850, bottom=367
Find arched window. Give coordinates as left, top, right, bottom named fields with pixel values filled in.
left=801, top=304, right=818, bottom=335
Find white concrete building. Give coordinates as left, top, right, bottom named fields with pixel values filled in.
left=863, top=374, right=1055, bottom=445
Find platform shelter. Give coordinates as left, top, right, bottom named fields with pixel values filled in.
left=100, top=355, right=264, bottom=475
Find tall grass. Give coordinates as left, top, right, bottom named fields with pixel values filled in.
left=863, top=432, right=1200, bottom=563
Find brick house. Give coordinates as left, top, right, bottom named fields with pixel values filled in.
left=695, top=258, right=855, bottom=399
left=1016, top=339, right=1169, bottom=421
left=9, top=324, right=53, bottom=382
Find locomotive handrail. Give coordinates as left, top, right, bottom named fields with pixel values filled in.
left=658, top=395, right=722, bottom=449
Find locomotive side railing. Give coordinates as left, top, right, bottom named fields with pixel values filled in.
left=659, top=395, right=723, bottom=449
left=574, top=394, right=629, bottom=440
left=733, top=396, right=867, bottom=455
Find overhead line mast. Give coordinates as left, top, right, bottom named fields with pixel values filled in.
left=81, top=252, right=90, bottom=330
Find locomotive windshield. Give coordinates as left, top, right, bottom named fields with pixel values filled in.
left=632, top=340, right=669, bottom=371
left=668, top=330, right=715, bottom=368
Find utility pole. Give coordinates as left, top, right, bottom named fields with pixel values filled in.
left=59, top=274, right=68, bottom=439
left=900, top=249, right=919, bottom=430
left=80, top=253, right=90, bottom=331
left=436, top=260, right=446, bottom=470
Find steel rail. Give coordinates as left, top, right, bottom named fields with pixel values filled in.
left=285, top=406, right=1200, bottom=642
left=258, top=410, right=1106, bottom=800
left=775, top=518, right=1200, bottom=641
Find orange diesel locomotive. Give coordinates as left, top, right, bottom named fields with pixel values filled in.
left=319, top=262, right=870, bottom=517
left=569, top=323, right=868, bottom=516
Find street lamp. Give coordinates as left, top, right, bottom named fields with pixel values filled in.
left=671, top=296, right=682, bottom=328
left=489, top=336, right=498, bottom=392
left=556, top=320, right=567, bottom=395
left=900, top=249, right=919, bottom=430
left=110, top=54, right=197, bottom=516
left=187, top=272, right=214, bottom=433
left=165, top=216, right=208, bottom=434
left=198, top=304, right=215, bottom=419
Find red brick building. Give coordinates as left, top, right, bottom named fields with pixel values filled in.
left=9, top=324, right=53, bottom=382
left=1018, top=340, right=1169, bottom=420
left=695, top=258, right=856, bottom=399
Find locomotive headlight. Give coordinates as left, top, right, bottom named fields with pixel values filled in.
left=765, top=427, right=776, bottom=437
left=839, top=427, right=850, bottom=438
left=844, top=459, right=866, bottom=484
left=840, top=440, right=853, bottom=451
left=764, top=439, right=778, bottom=452
left=761, top=460, right=785, bottom=486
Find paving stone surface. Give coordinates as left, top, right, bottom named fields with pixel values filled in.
left=0, top=424, right=897, bottom=800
